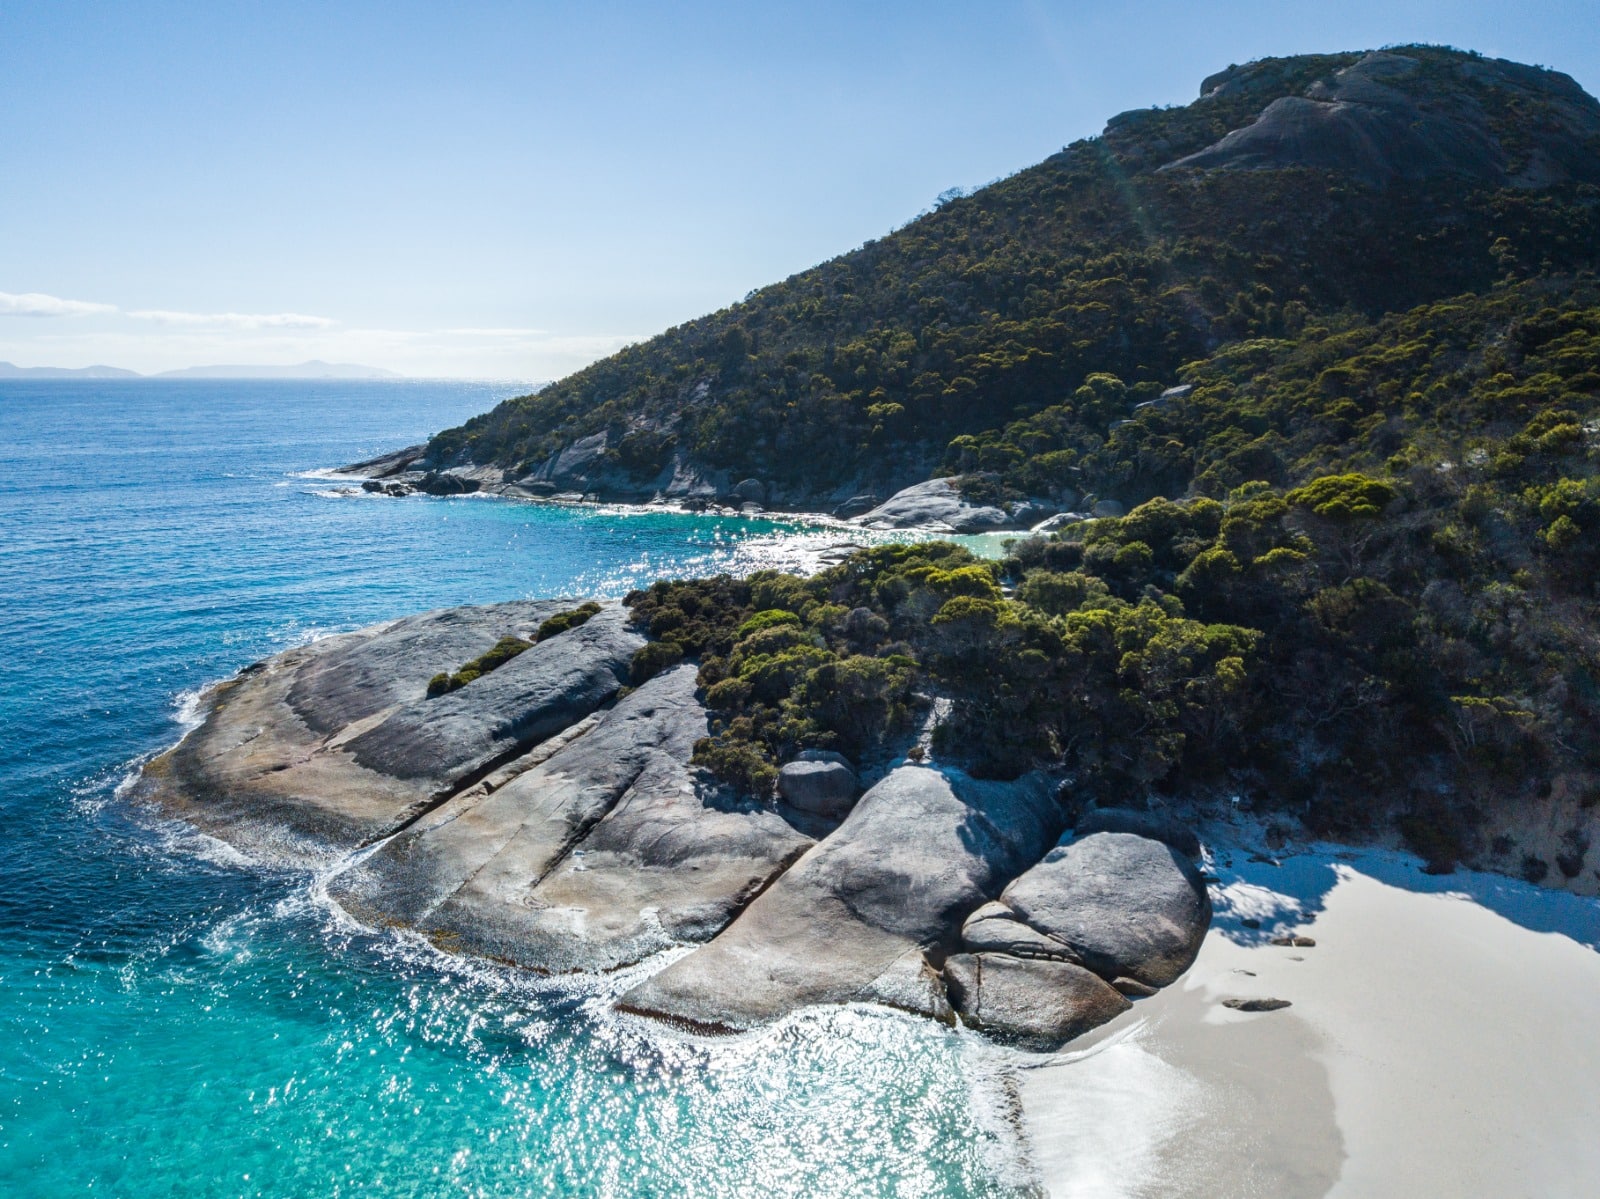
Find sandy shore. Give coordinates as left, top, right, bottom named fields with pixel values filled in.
left=1016, top=842, right=1600, bottom=1197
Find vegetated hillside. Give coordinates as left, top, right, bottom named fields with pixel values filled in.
left=423, top=45, right=1600, bottom=508
left=620, top=278, right=1600, bottom=883
left=415, top=45, right=1600, bottom=884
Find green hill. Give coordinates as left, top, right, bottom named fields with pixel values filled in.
left=409, top=46, right=1600, bottom=880
left=421, top=45, right=1600, bottom=512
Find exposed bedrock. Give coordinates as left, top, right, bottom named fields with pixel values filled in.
left=944, top=953, right=1131, bottom=1051
left=962, top=830, right=1212, bottom=987
left=142, top=600, right=601, bottom=857
left=618, top=764, right=1063, bottom=1030
left=144, top=598, right=1218, bottom=1045
left=330, top=664, right=814, bottom=972
left=1165, top=50, right=1600, bottom=189
left=339, top=604, right=642, bottom=792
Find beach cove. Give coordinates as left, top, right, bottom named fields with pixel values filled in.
left=4, top=378, right=1599, bottom=1197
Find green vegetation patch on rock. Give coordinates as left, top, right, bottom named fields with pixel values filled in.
left=426, top=635, right=534, bottom=697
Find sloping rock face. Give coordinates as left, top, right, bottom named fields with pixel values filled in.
left=331, top=665, right=814, bottom=972
left=619, top=765, right=1062, bottom=1029
left=1165, top=50, right=1600, bottom=189
left=143, top=600, right=590, bottom=857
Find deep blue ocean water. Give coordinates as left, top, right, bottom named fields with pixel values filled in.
left=0, top=381, right=1025, bottom=1197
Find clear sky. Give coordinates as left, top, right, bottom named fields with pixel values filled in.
left=2, top=1, right=1596, bottom=378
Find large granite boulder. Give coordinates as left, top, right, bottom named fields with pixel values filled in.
left=976, top=831, right=1211, bottom=988
left=141, top=600, right=609, bottom=857
left=1074, top=807, right=1202, bottom=858
left=944, top=953, right=1130, bottom=1050
left=776, top=751, right=857, bottom=818
left=853, top=478, right=1013, bottom=534
left=340, top=605, right=642, bottom=793
left=619, top=764, right=1063, bottom=1029
left=331, top=665, right=813, bottom=972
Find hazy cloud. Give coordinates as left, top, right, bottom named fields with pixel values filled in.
left=0, top=290, right=117, bottom=317
left=128, top=309, right=338, bottom=330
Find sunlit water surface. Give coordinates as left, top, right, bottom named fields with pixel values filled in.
left=0, top=380, right=1031, bottom=1197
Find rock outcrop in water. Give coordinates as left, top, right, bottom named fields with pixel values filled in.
left=142, top=600, right=1212, bottom=1048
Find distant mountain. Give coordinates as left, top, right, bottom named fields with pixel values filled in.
left=155, top=360, right=401, bottom=380
left=0, top=362, right=141, bottom=379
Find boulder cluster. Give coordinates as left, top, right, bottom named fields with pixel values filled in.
left=142, top=600, right=1211, bottom=1050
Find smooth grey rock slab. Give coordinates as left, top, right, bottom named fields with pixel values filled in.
left=330, top=665, right=813, bottom=972
left=287, top=601, right=566, bottom=734
left=1002, top=832, right=1212, bottom=988
left=141, top=601, right=609, bottom=861
left=341, top=605, right=643, bottom=793
left=1031, top=512, right=1085, bottom=534
left=620, top=764, right=1062, bottom=1029
left=853, top=477, right=1012, bottom=533
left=945, top=953, right=1130, bottom=1050
left=1074, top=807, right=1202, bottom=858
left=777, top=757, right=857, bottom=818
left=960, top=900, right=1079, bottom=962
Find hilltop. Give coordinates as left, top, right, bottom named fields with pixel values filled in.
left=408, top=46, right=1600, bottom=512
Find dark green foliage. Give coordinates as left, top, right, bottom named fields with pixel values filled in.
left=426, top=635, right=534, bottom=697
left=535, top=601, right=602, bottom=642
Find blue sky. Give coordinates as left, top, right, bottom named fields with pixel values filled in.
left=2, top=1, right=1596, bottom=378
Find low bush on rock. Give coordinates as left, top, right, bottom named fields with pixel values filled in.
left=535, top=601, right=602, bottom=641
left=426, top=635, right=533, bottom=697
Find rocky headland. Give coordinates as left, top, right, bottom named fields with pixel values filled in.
left=140, top=598, right=1210, bottom=1049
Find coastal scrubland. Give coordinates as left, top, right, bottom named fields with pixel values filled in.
left=421, top=46, right=1600, bottom=875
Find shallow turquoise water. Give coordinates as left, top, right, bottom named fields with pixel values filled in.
left=0, top=381, right=1025, bottom=1197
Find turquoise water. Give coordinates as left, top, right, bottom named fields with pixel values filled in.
left=0, top=381, right=1025, bottom=1197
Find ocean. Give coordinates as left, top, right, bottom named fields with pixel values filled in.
left=0, top=380, right=1027, bottom=1197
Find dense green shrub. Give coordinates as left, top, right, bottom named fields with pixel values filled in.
left=427, top=635, right=534, bottom=697
left=535, top=601, right=602, bottom=641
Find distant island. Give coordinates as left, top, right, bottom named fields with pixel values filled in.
left=0, top=359, right=400, bottom=380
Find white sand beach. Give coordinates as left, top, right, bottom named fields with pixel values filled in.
left=1017, top=843, right=1600, bottom=1197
